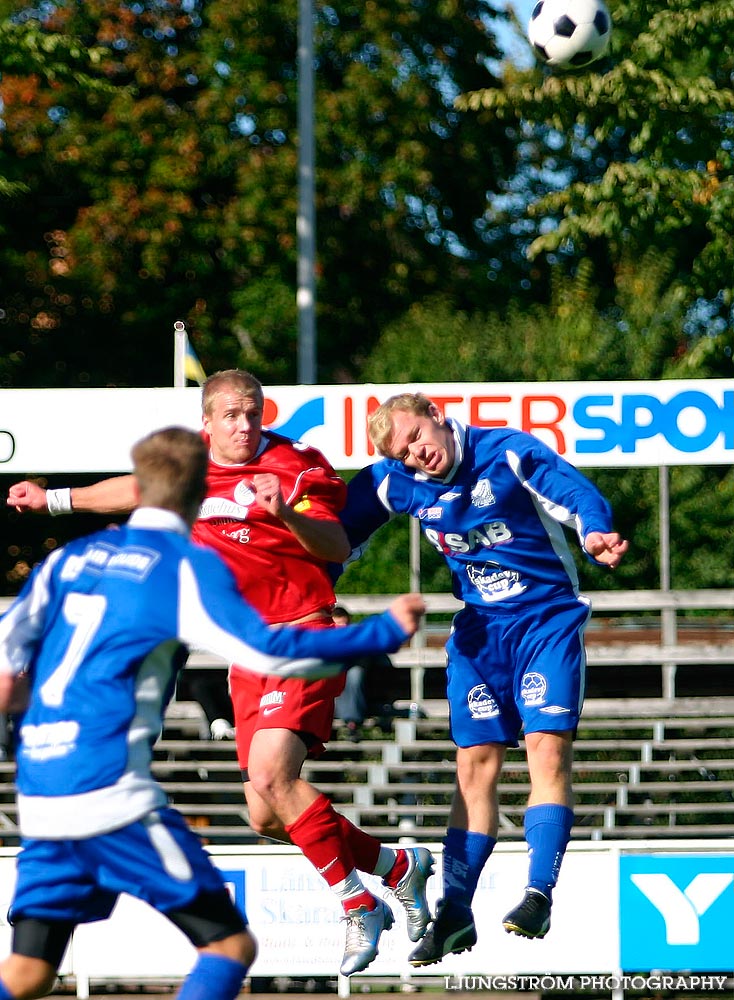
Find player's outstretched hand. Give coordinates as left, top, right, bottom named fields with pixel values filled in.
left=388, top=593, right=427, bottom=636
left=7, top=480, right=48, bottom=514
left=585, top=531, right=629, bottom=569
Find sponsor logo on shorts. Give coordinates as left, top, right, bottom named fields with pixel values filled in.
left=521, top=672, right=547, bottom=706
left=467, top=683, right=500, bottom=720
left=540, top=705, right=571, bottom=715
left=261, top=691, right=285, bottom=715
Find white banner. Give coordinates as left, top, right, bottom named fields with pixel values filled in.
left=1, top=380, right=733, bottom=472
left=0, top=840, right=732, bottom=996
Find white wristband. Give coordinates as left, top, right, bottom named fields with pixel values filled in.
left=46, top=488, right=73, bottom=516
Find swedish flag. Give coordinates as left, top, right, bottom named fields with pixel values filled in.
left=184, top=338, right=207, bottom=385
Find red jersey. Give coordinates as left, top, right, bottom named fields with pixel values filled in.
left=192, top=431, right=346, bottom=625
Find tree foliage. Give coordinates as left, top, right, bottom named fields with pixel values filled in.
left=0, top=0, right=517, bottom=387
left=459, top=0, right=734, bottom=374
left=362, top=250, right=686, bottom=383
left=3, top=0, right=734, bottom=596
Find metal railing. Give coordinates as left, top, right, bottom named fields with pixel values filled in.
left=3, top=589, right=734, bottom=704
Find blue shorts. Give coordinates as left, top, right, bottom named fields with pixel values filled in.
left=446, top=597, right=590, bottom=748
left=10, top=808, right=242, bottom=928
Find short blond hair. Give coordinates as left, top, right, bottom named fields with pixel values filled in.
left=131, top=427, right=208, bottom=523
left=367, top=392, right=434, bottom=457
left=201, top=369, right=264, bottom=417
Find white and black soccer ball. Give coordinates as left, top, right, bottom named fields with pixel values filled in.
left=528, top=0, right=612, bottom=70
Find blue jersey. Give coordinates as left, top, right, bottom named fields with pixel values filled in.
left=341, top=421, right=614, bottom=612
left=0, top=507, right=408, bottom=839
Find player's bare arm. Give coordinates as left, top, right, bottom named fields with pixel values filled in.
left=388, top=593, right=426, bottom=637
left=252, top=472, right=351, bottom=562
left=584, top=531, right=629, bottom=568
left=8, top=474, right=137, bottom=515
left=0, top=672, right=29, bottom=713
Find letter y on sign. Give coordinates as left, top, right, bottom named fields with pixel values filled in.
left=631, top=873, right=733, bottom=945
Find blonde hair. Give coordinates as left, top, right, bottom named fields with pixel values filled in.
left=367, top=392, right=434, bottom=457
left=131, top=427, right=208, bottom=523
left=201, top=369, right=264, bottom=417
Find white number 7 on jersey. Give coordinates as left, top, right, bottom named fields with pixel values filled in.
left=40, top=592, right=107, bottom=708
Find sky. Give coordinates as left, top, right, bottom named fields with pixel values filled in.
left=495, top=0, right=537, bottom=67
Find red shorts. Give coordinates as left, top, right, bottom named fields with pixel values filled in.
left=228, top=618, right=346, bottom=770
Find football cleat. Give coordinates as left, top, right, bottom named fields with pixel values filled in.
left=408, top=898, right=476, bottom=967
left=502, top=888, right=552, bottom=939
left=340, top=897, right=394, bottom=976
left=386, top=846, right=436, bottom=942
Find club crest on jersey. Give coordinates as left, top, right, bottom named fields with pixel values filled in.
left=471, top=478, right=495, bottom=508
left=467, top=683, right=500, bottom=720
left=234, top=480, right=256, bottom=507
left=467, top=561, right=527, bottom=602
left=521, top=672, right=547, bottom=706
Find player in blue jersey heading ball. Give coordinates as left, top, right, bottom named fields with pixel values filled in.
left=337, top=393, right=628, bottom=965
left=0, top=426, right=424, bottom=1000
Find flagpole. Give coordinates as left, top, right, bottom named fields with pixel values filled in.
left=173, top=319, right=187, bottom=387
left=297, top=0, right=316, bottom=385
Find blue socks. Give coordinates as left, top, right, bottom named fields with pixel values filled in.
left=177, top=952, right=248, bottom=1000
left=525, top=803, right=574, bottom=900
left=441, top=827, right=496, bottom=910
left=440, top=805, right=573, bottom=914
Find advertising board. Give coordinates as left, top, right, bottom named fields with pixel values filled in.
left=1, top=380, right=733, bottom=472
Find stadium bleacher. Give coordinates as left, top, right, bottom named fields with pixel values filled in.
left=0, top=589, right=732, bottom=848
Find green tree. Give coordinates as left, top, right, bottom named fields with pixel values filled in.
left=359, top=250, right=734, bottom=592
left=0, top=0, right=518, bottom=388
left=459, top=0, right=734, bottom=374
left=361, top=250, right=686, bottom=383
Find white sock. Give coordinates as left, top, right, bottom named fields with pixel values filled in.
left=331, top=868, right=370, bottom=904
left=374, top=846, right=399, bottom=877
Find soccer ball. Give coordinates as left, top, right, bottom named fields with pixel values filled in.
left=528, top=0, right=612, bottom=70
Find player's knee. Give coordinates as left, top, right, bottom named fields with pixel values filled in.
left=455, top=744, right=504, bottom=789
left=247, top=765, right=295, bottom=806
left=0, top=955, right=59, bottom=999
left=526, top=731, right=573, bottom=775
left=240, top=929, right=258, bottom=968
left=243, top=782, right=290, bottom=839
left=203, top=929, right=257, bottom=968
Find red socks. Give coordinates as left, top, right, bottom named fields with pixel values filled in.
left=285, top=794, right=378, bottom=913
left=285, top=793, right=354, bottom=886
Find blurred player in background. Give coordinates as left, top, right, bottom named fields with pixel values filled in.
left=332, top=604, right=399, bottom=742
left=7, top=372, right=435, bottom=976
left=337, top=392, right=628, bottom=966
left=0, top=426, right=425, bottom=1000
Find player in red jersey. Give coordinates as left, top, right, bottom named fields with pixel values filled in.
left=7, top=370, right=435, bottom=976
